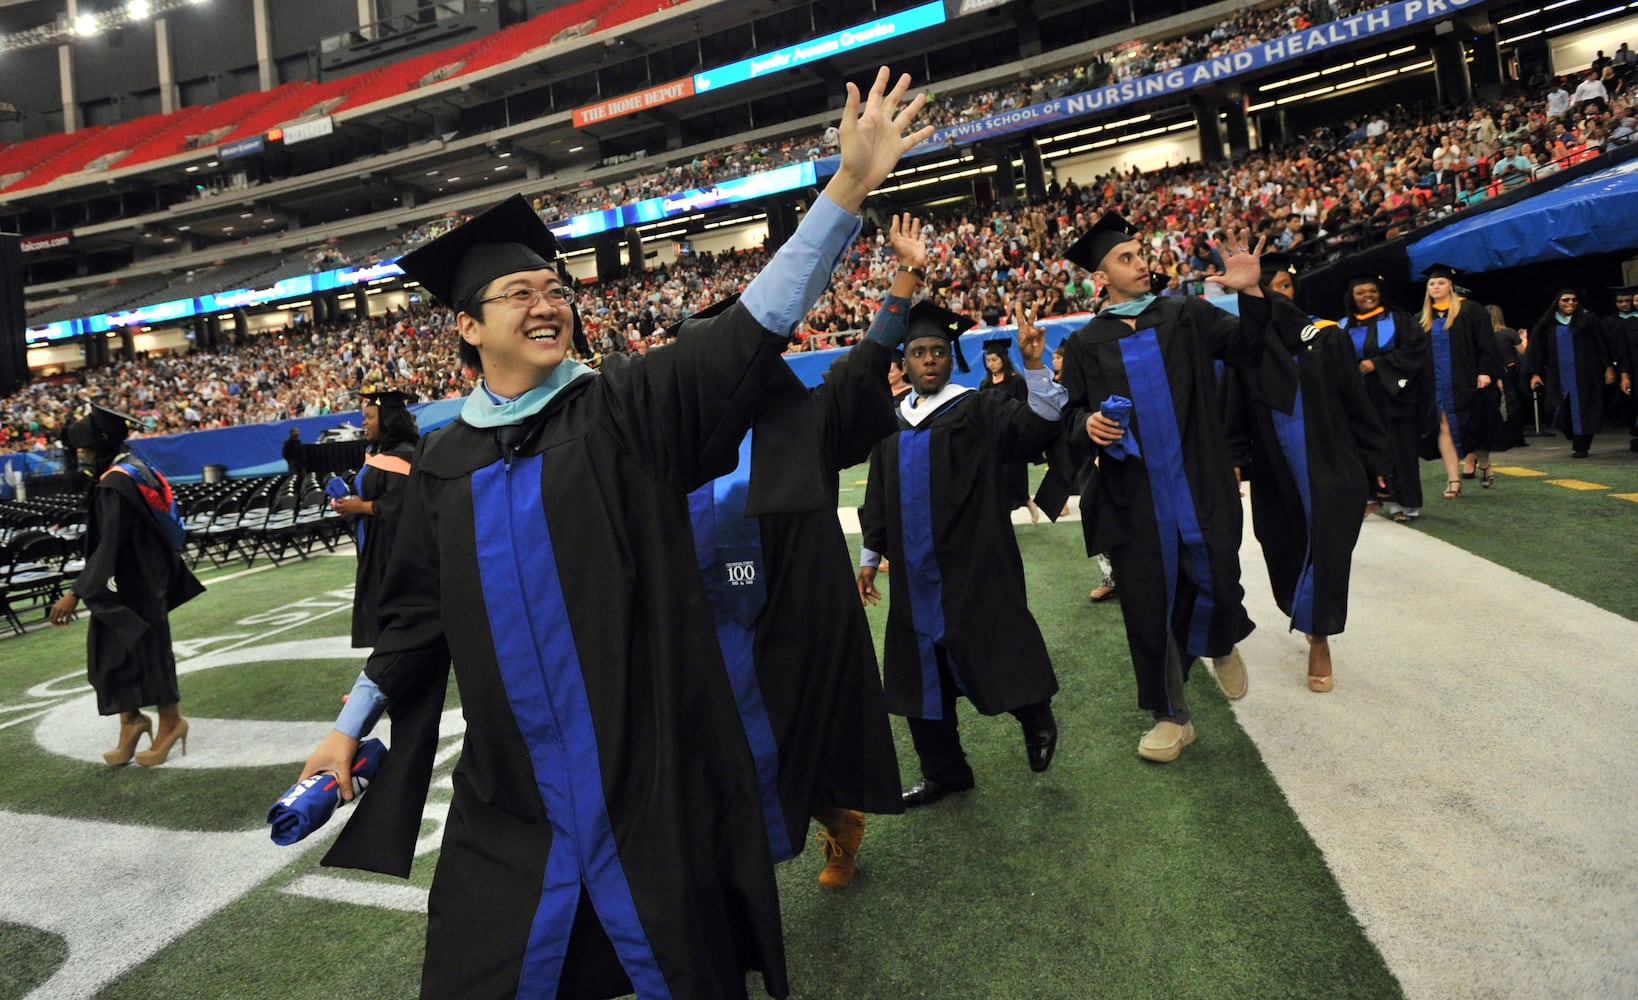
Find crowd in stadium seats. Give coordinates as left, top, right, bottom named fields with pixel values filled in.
left=1, top=305, right=469, bottom=448
left=7, top=0, right=1637, bottom=456
left=529, top=0, right=1392, bottom=225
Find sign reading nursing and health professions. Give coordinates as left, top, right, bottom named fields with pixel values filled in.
left=218, top=136, right=267, bottom=161
left=573, top=77, right=697, bottom=128
left=918, top=0, right=1491, bottom=148
left=693, top=0, right=947, bottom=93
left=20, top=231, right=72, bottom=253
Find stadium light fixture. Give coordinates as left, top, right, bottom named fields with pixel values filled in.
left=74, top=14, right=97, bottom=36
left=128, top=1, right=151, bottom=19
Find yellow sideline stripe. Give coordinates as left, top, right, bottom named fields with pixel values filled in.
left=1611, top=493, right=1638, bottom=503
left=1544, top=479, right=1608, bottom=491
left=1492, top=466, right=1546, bottom=478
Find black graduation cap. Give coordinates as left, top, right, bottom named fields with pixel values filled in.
left=1261, top=252, right=1298, bottom=283
left=1609, top=284, right=1638, bottom=295
left=358, top=389, right=415, bottom=411
left=88, top=404, right=140, bottom=442
left=1421, top=262, right=1460, bottom=281
left=905, top=300, right=975, bottom=373
left=395, top=194, right=560, bottom=316
left=981, top=337, right=1013, bottom=356
left=665, top=294, right=741, bottom=341
left=1063, top=212, right=1140, bottom=273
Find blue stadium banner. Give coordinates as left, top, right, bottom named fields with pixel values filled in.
left=694, top=0, right=947, bottom=93
left=918, top=0, right=1491, bottom=148
left=218, top=136, right=266, bottom=161
left=25, top=320, right=78, bottom=344
left=94, top=297, right=198, bottom=331
left=549, top=162, right=818, bottom=240
left=199, top=274, right=315, bottom=312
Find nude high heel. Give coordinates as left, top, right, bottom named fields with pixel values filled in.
left=103, top=713, right=153, bottom=766
left=135, top=718, right=189, bottom=767
left=1306, top=636, right=1334, bottom=693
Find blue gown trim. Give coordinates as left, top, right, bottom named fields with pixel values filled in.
left=1430, top=315, right=1463, bottom=453
left=688, top=432, right=793, bottom=862
left=352, top=466, right=368, bottom=551
left=471, top=454, right=670, bottom=999
left=898, top=422, right=956, bottom=718
left=1118, top=329, right=1217, bottom=677
left=1269, top=384, right=1318, bottom=635
left=1349, top=313, right=1395, bottom=359
left=1556, top=323, right=1583, bottom=435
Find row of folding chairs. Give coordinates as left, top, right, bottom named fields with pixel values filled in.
left=0, top=529, right=84, bottom=635
left=184, top=473, right=352, bottom=570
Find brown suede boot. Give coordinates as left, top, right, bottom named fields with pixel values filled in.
left=815, top=810, right=865, bottom=890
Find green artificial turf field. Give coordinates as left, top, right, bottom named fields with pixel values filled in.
left=1, top=437, right=1631, bottom=999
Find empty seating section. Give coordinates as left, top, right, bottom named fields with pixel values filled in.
left=31, top=273, right=180, bottom=326
left=177, top=471, right=350, bottom=570
left=0, top=130, right=87, bottom=186
left=596, top=0, right=671, bottom=33
left=458, top=0, right=610, bottom=74
left=210, top=80, right=331, bottom=146
left=0, top=0, right=703, bottom=195
left=121, top=85, right=304, bottom=170
left=331, top=45, right=483, bottom=115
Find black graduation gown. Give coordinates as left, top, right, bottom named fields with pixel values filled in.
left=1244, top=321, right=1391, bottom=638
left=1058, top=294, right=1275, bottom=714
left=1340, top=307, right=1432, bottom=508
left=349, top=442, right=414, bottom=648
left=323, top=303, right=793, bottom=1000
left=73, top=467, right=205, bottom=716
left=1527, top=309, right=1615, bottom=441
left=687, top=339, right=903, bottom=865
left=1420, top=302, right=1506, bottom=458
left=979, top=374, right=1032, bottom=510
left=858, top=388, right=1060, bottom=719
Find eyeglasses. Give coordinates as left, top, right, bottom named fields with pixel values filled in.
left=478, top=286, right=574, bottom=310
left=1559, top=296, right=1579, bottom=302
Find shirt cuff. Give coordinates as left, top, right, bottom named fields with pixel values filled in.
left=859, top=546, right=883, bottom=569
left=334, top=671, right=389, bottom=739
left=741, top=193, right=862, bottom=337
left=865, top=293, right=913, bottom=348
left=1022, top=366, right=1068, bottom=420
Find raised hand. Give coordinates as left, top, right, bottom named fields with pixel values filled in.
left=1017, top=304, right=1046, bottom=368
left=887, top=214, right=927, bottom=269
left=1217, top=230, right=1266, bottom=296
left=825, top=67, right=936, bottom=214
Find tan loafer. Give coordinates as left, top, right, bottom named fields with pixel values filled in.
left=1209, top=646, right=1248, bottom=701
left=1138, top=720, right=1196, bottom=762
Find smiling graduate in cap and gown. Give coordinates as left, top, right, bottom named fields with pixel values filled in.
left=1056, top=213, right=1301, bottom=762
left=1337, top=271, right=1432, bottom=518
left=857, top=298, right=1065, bottom=807
left=297, top=68, right=935, bottom=1000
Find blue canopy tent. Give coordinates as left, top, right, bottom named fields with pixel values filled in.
left=1407, top=155, right=1638, bottom=277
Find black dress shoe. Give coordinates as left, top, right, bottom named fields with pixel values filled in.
left=1023, top=710, right=1058, bottom=773
left=901, top=776, right=975, bottom=807
left=1571, top=449, right=1589, bottom=458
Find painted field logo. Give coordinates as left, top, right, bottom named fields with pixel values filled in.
left=726, top=561, right=757, bottom=586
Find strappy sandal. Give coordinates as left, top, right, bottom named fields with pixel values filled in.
left=1479, top=465, right=1494, bottom=489
left=1392, top=510, right=1415, bottom=523
left=1442, top=480, right=1462, bottom=500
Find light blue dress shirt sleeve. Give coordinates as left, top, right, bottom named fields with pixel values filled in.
left=859, top=546, right=883, bottom=569
left=740, top=192, right=863, bottom=337
left=334, top=671, right=389, bottom=739
left=1021, top=366, right=1068, bottom=420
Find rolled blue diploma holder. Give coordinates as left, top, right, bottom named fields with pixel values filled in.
left=267, top=737, right=387, bottom=846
